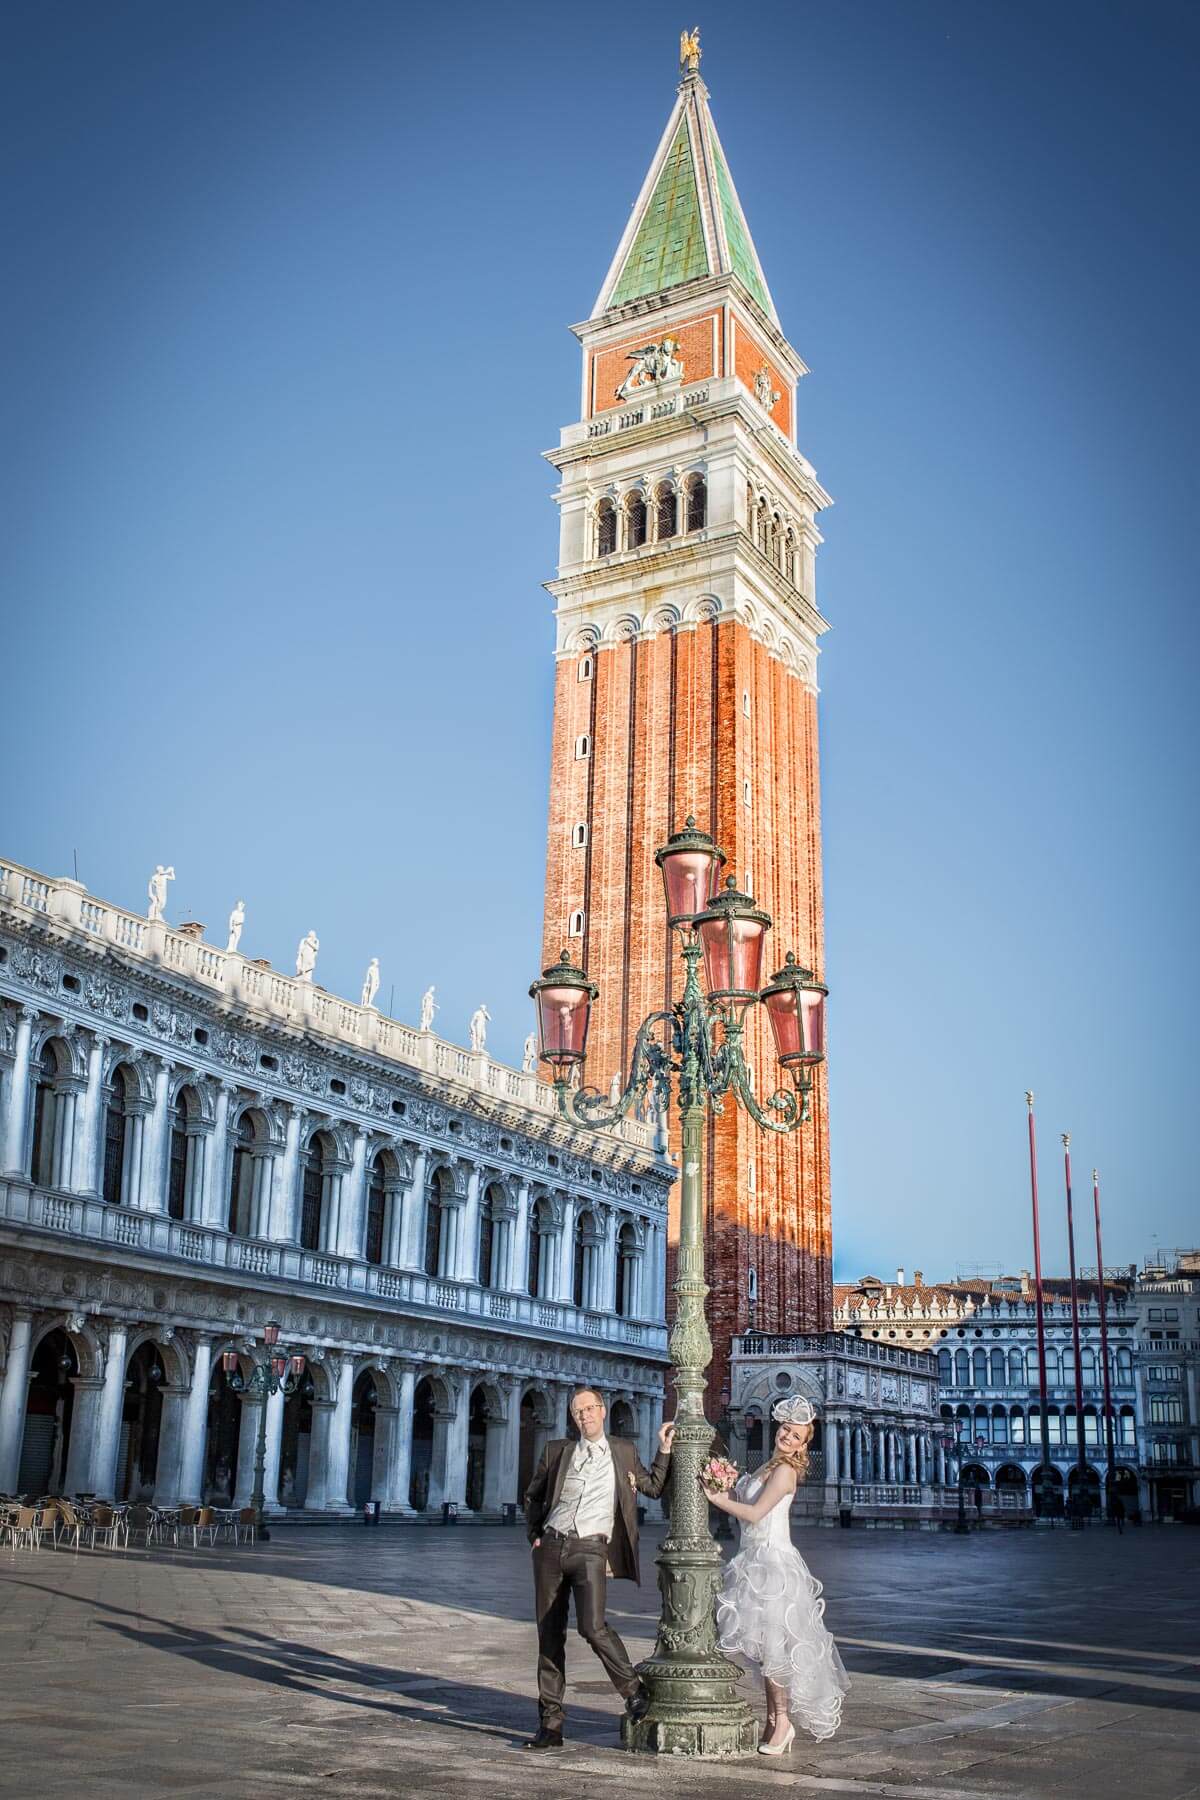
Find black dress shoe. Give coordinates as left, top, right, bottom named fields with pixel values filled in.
left=523, top=1727, right=564, bottom=1750
left=625, top=1684, right=652, bottom=1721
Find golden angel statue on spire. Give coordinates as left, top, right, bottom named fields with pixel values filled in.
left=680, top=26, right=701, bottom=74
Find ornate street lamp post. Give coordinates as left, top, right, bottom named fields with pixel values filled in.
left=223, top=1320, right=306, bottom=1543
left=530, top=819, right=827, bottom=1758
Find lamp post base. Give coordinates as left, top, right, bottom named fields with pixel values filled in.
left=622, top=1660, right=758, bottom=1758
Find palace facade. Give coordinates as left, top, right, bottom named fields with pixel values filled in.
left=0, top=858, right=673, bottom=1515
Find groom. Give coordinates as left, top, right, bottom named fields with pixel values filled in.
left=523, top=1386, right=674, bottom=1749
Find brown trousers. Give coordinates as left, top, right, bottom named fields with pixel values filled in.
left=533, top=1529, right=639, bottom=1728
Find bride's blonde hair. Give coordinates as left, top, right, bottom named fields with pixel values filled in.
left=763, top=1439, right=810, bottom=1484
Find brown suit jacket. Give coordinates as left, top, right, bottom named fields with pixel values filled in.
left=524, top=1436, right=670, bottom=1584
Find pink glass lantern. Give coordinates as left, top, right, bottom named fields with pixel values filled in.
left=290, top=1354, right=307, bottom=1379
left=272, top=1354, right=288, bottom=1381
left=654, top=817, right=725, bottom=925
left=528, top=952, right=599, bottom=1071
left=222, top=1350, right=238, bottom=1375
left=760, top=952, right=828, bottom=1077
left=693, top=878, right=772, bottom=1010
left=263, top=1319, right=281, bottom=1347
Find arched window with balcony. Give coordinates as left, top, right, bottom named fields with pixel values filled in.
left=573, top=1208, right=597, bottom=1310
left=1044, top=1345, right=1061, bottom=1384
left=365, top=1153, right=387, bottom=1266
left=1009, top=1348, right=1026, bottom=1386
left=595, top=499, right=616, bottom=558
left=228, top=1112, right=255, bottom=1235
left=756, top=498, right=770, bottom=555
left=685, top=476, right=706, bottom=532
left=937, top=1348, right=952, bottom=1386
left=1115, top=1345, right=1133, bottom=1385
left=971, top=1348, right=988, bottom=1387
left=954, top=1348, right=970, bottom=1386
left=655, top=483, right=677, bottom=541
left=102, top=1065, right=132, bottom=1206
left=167, top=1089, right=194, bottom=1221
left=527, top=1197, right=551, bottom=1298
left=478, top=1185, right=498, bottom=1289
left=614, top=1222, right=639, bottom=1318
left=625, top=489, right=647, bottom=549
left=784, top=528, right=797, bottom=585
left=989, top=1348, right=1005, bottom=1388
left=1080, top=1346, right=1096, bottom=1384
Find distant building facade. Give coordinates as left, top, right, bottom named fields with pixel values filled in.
left=836, top=1268, right=1140, bottom=1516
left=0, top=858, right=673, bottom=1515
left=1133, top=1250, right=1200, bottom=1520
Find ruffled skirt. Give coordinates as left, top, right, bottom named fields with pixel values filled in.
left=716, top=1540, right=849, bottom=1741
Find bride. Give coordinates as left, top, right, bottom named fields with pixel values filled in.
left=707, top=1395, right=849, bottom=1754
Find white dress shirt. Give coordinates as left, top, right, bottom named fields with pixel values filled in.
left=545, top=1434, right=617, bottom=1539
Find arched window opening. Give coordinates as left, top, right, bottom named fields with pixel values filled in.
left=574, top=733, right=590, bottom=760
left=527, top=1200, right=546, bottom=1298
left=365, top=1154, right=387, bottom=1266
left=615, top=1222, right=639, bottom=1318
left=425, top=1166, right=452, bottom=1278
left=655, top=484, right=677, bottom=541
left=167, top=1091, right=189, bottom=1221
left=1080, top=1346, right=1096, bottom=1384
left=595, top=500, right=616, bottom=558
left=784, top=529, right=797, bottom=585
left=770, top=512, right=781, bottom=566
left=300, top=1133, right=328, bottom=1252
left=989, top=1348, right=1005, bottom=1388
left=626, top=490, right=647, bottom=549
left=972, top=1348, right=988, bottom=1387
left=30, top=1042, right=59, bottom=1185
left=937, top=1348, right=952, bottom=1385
left=573, top=1209, right=595, bottom=1310
left=954, top=1348, right=970, bottom=1386
left=1009, top=1348, right=1025, bottom=1385
left=686, top=477, right=707, bottom=532
left=229, top=1113, right=254, bottom=1236
left=756, top=499, right=770, bottom=554
left=102, top=1066, right=130, bottom=1206
left=478, top=1187, right=497, bottom=1289
left=571, top=821, right=588, bottom=848
left=568, top=909, right=585, bottom=937
left=578, top=654, right=594, bottom=681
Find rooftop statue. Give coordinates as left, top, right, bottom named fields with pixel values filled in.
left=226, top=899, right=245, bottom=954
left=147, top=865, right=175, bottom=922
left=295, top=929, right=319, bottom=981
left=680, top=26, right=701, bottom=74
left=361, top=957, right=380, bottom=1010
left=469, top=1003, right=492, bottom=1054
left=419, top=985, right=437, bottom=1031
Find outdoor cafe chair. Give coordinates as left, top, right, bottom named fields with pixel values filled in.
left=88, top=1505, right=127, bottom=1551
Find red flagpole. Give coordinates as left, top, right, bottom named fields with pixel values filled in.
left=1063, top=1134, right=1087, bottom=1491
left=1026, top=1093, right=1052, bottom=1509
left=1093, top=1168, right=1117, bottom=1510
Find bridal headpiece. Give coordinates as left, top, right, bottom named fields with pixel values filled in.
left=771, top=1394, right=816, bottom=1426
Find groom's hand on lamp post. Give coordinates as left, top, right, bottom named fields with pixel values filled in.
left=658, top=1421, right=676, bottom=1454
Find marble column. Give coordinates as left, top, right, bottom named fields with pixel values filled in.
left=72, top=1032, right=108, bottom=1195
left=320, top=1355, right=355, bottom=1510
left=459, top=1166, right=481, bottom=1283
left=0, top=1309, right=34, bottom=1489
left=91, top=1322, right=130, bottom=1499
left=304, top=1396, right=335, bottom=1511
left=52, top=1081, right=82, bottom=1189
left=63, top=1376, right=103, bottom=1495
left=556, top=1200, right=576, bottom=1303
left=490, top=1384, right=521, bottom=1511
left=381, top=1363, right=417, bottom=1513
left=140, top=1058, right=173, bottom=1214
left=262, top=1384, right=286, bottom=1512
left=440, top=1379, right=469, bottom=1508
left=178, top=1338, right=213, bottom=1504
left=510, top=1183, right=531, bottom=1293
left=276, top=1104, right=304, bottom=1242
left=398, top=1151, right=427, bottom=1267
left=2, top=1007, right=36, bottom=1176
left=202, top=1085, right=233, bottom=1228
left=152, top=1386, right=189, bottom=1506
left=341, top=1130, right=368, bottom=1260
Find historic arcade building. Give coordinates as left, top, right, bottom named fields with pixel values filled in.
left=0, top=858, right=673, bottom=1516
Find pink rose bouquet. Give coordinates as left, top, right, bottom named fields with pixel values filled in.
left=699, top=1454, right=739, bottom=1495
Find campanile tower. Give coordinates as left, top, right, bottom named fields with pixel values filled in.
left=541, top=41, right=834, bottom=1394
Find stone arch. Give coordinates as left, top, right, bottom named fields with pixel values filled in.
left=227, top=1104, right=276, bottom=1239
left=604, top=612, right=641, bottom=645
left=567, top=625, right=601, bottom=655
left=408, top=1368, right=456, bottom=1512
left=684, top=593, right=721, bottom=624
left=649, top=603, right=681, bottom=633
left=518, top=1384, right=554, bottom=1499
left=166, top=1071, right=214, bottom=1122
left=466, top=1377, right=509, bottom=1512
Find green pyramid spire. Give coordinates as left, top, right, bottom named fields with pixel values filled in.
left=610, top=122, right=710, bottom=307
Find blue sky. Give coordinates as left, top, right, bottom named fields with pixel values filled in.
left=3, top=2, right=1196, bottom=1281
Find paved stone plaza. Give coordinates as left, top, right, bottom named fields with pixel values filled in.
left=1, top=1522, right=1197, bottom=1800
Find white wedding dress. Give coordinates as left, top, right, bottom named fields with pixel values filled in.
left=716, top=1469, right=849, bottom=1741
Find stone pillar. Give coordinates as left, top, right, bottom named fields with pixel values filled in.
left=73, top=1032, right=108, bottom=1195
left=263, top=1382, right=286, bottom=1512
left=203, top=1085, right=233, bottom=1228
left=186, top=1122, right=210, bottom=1222
left=440, top=1377, right=469, bottom=1508
left=0, top=1309, right=35, bottom=1488
left=320, top=1354, right=355, bottom=1510
left=398, top=1150, right=427, bottom=1267
left=551, top=1383, right=571, bottom=1437
left=140, top=1058, right=173, bottom=1214
left=91, top=1322, right=130, bottom=1499
left=2, top=1007, right=36, bottom=1176
left=275, top=1104, right=304, bottom=1242
left=63, top=1376, right=103, bottom=1495
left=556, top=1199, right=576, bottom=1303
left=510, top=1182, right=531, bottom=1294
left=382, top=1363, right=417, bottom=1513
left=178, top=1338, right=213, bottom=1504
left=152, top=1386, right=189, bottom=1506
left=304, top=1395, right=335, bottom=1511
left=489, top=1382, right=521, bottom=1511
left=341, top=1129, right=368, bottom=1260
left=460, top=1165, right=482, bottom=1283
left=52, top=1082, right=82, bottom=1189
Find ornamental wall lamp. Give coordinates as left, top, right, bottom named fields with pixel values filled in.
left=527, top=818, right=828, bottom=1759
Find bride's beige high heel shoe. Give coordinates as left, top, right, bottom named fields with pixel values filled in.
left=758, top=1723, right=796, bottom=1756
